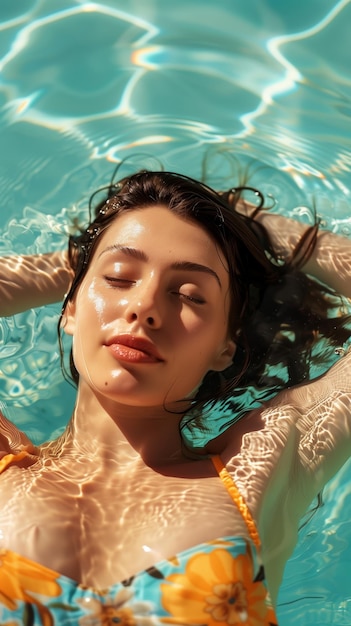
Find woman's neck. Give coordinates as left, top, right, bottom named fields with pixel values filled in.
left=44, top=381, right=189, bottom=468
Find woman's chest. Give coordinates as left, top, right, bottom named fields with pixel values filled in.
left=0, top=461, right=249, bottom=588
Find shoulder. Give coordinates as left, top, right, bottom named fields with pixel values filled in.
left=0, top=411, right=38, bottom=459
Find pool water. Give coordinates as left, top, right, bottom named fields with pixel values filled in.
left=0, top=0, right=350, bottom=623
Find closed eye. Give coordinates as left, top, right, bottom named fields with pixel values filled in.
left=104, top=276, right=134, bottom=287
left=172, top=291, right=206, bottom=305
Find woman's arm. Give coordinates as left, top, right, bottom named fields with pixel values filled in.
left=267, top=348, right=351, bottom=497
left=235, top=196, right=351, bottom=298
left=0, top=250, right=73, bottom=317
left=252, top=210, right=351, bottom=299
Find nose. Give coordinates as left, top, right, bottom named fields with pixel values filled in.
left=124, top=278, right=163, bottom=329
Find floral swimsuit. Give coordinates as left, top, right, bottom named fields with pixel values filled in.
left=0, top=452, right=278, bottom=626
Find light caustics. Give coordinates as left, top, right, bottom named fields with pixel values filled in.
left=0, top=3, right=159, bottom=133
left=0, top=3, right=180, bottom=159
left=0, top=3, right=158, bottom=71
left=239, top=0, right=350, bottom=135
left=237, top=0, right=351, bottom=189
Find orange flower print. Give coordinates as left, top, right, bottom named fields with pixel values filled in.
left=0, top=550, right=61, bottom=626
left=160, top=545, right=277, bottom=625
left=205, top=581, right=248, bottom=623
left=77, top=587, right=158, bottom=626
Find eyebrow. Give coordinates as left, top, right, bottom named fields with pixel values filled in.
left=99, top=245, right=222, bottom=287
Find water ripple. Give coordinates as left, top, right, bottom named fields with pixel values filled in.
left=0, top=2, right=350, bottom=622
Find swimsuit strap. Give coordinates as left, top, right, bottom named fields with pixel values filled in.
left=211, top=454, right=261, bottom=548
left=0, top=450, right=31, bottom=473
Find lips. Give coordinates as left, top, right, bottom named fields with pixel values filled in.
left=105, top=335, right=164, bottom=364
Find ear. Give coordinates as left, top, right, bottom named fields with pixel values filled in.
left=211, top=339, right=236, bottom=372
left=60, top=299, right=76, bottom=336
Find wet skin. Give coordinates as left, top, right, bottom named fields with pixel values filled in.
left=1, top=205, right=351, bottom=605
left=63, top=204, right=236, bottom=413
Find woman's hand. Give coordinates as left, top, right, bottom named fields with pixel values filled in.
left=242, top=204, right=351, bottom=299
left=0, top=250, right=73, bottom=317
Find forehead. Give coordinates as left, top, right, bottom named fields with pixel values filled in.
left=94, top=205, right=228, bottom=270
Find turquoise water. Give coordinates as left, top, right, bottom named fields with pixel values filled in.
left=0, top=0, right=350, bottom=623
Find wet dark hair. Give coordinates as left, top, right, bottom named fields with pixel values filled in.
left=59, top=169, right=351, bottom=422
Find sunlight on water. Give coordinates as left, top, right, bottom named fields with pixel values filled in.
left=0, top=1, right=350, bottom=623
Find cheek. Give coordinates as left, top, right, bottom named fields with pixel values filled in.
left=187, top=304, right=228, bottom=338
left=88, top=282, right=105, bottom=317
left=77, top=279, right=110, bottom=328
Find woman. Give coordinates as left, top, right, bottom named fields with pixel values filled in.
left=0, top=170, right=351, bottom=625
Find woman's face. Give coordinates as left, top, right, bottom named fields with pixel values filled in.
left=63, top=205, right=235, bottom=409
